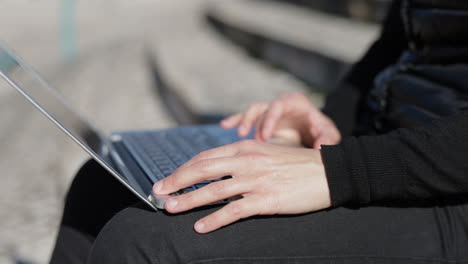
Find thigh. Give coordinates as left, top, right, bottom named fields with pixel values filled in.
left=50, top=159, right=140, bottom=264
left=60, top=159, right=140, bottom=236
left=87, top=200, right=468, bottom=264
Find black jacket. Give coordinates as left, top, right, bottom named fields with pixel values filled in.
left=320, top=0, right=468, bottom=206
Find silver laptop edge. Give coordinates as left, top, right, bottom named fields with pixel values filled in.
left=0, top=44, right=158, bottom=210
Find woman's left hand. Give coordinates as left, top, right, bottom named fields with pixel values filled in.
left=153, top=140, right=332, bottom=233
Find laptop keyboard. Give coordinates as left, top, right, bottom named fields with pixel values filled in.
left=119, top=125, right=247, bottom=186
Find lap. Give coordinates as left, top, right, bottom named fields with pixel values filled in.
left=88, top=200, right=468, bottom=264
left=51, top=160, right=468, bottom=264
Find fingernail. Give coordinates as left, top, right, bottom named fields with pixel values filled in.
left=195, top=221, right=205, bottom=232
left=153, top=181, right=163, bottom=194
left=166, top=198, right=178, bottom=210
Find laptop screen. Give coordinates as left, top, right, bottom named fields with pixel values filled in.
left=0, top=45, right=155, bottom=208
left=0, top=45, right=107, bottom=157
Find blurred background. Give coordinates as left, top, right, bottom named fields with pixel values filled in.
left=0, top=0, right=387, bottom=263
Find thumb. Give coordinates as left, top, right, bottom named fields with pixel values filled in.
left=313, top=134, right=331, bottom=149
left=307, top=114, right=321, bottom=138
left=312, top=139, right=323, bottom=150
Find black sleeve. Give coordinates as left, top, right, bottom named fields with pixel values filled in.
left=321, top=111, right=468, bottom=207
left=322, top=0, right=407, bottom=136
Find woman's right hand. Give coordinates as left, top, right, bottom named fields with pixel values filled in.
left=220, top=92, right=341, bottom=148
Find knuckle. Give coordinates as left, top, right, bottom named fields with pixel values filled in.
left=259, top=103, right=269, bottom=111
left=239, top=139, right=255, bottom=148
left=165, top=174, right=180, bottom=189
left=292, top=91, right=305, bottom=98
left=271, top=100, right=283, bottom=108
left=226, top=114, right=238, bottom=120
left=242, top=114, right=254, bottom=123
left=237, top=140, right=261, bottom=153
left=227, top=202, right=244, bottom=218
left=241, top=150, right=268, bottom=162
left=181, top=192, right=197, bottom=207
left=196, top=150, right=210, bottom=160
left=245, top=105, right=254, bottom=113
left=195, top=159, right=214, bottom=172
left=247, top=104, right=260, bottom=112
left=243, top=152, right=263, bottom=161
left=209, top=181, right=227, bottom=196
left=269, top=101, right=284, bottom=115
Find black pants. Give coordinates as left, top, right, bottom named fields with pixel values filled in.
left=50, top=159, right=468, bottom=264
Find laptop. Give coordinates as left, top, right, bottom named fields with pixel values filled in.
left=0, top=45, right=251, bottom=211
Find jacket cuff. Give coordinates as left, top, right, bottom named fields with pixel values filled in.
left=321, top=134, right=407, bottom=207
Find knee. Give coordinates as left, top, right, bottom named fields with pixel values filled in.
left=87, top=205, right=188, bottom=263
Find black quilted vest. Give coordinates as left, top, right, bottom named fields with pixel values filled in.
left=368, top=0, right=468, bottom=132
